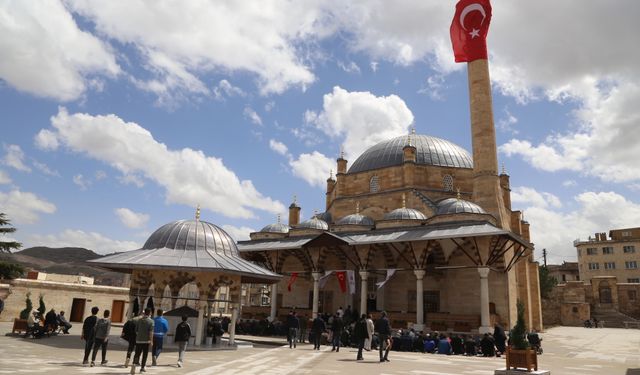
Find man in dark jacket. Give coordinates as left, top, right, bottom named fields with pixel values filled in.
left=81, top=306, right=99, bottom=366
left=374, top=311, right=391, bottom=362
left=493, top=324, right=506, bottom=355
left=286, top=311, right=300, bottom=348
left=174, top=315, right=191, bottom=368
left=45, top=309, right=58, bottom=332
left=122, top=315, right=137, bottom=368
left=480, top=333, right=495, bottom=357
left=331, top=313, right=344, bottom=352
left=311, top=315, right=325, bottom=350
left=354, top=314, right=368, bottom=360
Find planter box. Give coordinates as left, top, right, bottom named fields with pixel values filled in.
left=505, top=346, right=538, bottom=372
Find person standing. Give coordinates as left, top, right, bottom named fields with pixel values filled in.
left=298, top=314, right=308, bottom=343
left=152, top=309, right=169, bottom=366
left=493, top=324, right=506, bottom=355
left=311, top=314, right=325, bottom=350
left=364, top=314, right=374, bottom=351
left=122, top=314, right=138, bottom=368
left=331, top=313, right=343, bottom=352
left=286, top=311, right=299, bottom=349
left=374, top=311, right=391, bottom=362
left=131, top=308, right=154, bottom=374
left=174, top=315, right=191, bottom=368
left=354, top=314, right=368, bottom=361
left=91, top=310, right=111, bottom=366
left=81, top=307, right=99, bottom=366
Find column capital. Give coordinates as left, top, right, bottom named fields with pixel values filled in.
left=359, top=270, right=369, bottom=278
left=477, top=266, right=490, bottom=278
left=413, top=269, right=426, bottom=280
left=312, top=271, right=321, bottom=281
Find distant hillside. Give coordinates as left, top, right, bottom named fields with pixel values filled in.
left=16, top=247, right=102, bottom=263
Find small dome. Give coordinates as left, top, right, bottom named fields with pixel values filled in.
left=436, top=198, right=486, bottom=215
left=314, top=211, right=332, bottom=223
left=260, top=222, right=290, bottom=233
left=297, top=216, right=329, bottom=230
left=336, top=213, right=374, bottom=226
left=143, top=220, right=238, bottom=256
left=383, top=207, right=427, bottom=221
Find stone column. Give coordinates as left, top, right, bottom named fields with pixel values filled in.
left=269, top=283, right=278, bottom=322
left=414, top=269, right=426, bottom=331
left=478, top=267, right=492, bottom=333
left=312, top=272, right=321, bottom=319
left=359, top=270, right=369, bottom=315
left=228, top=304, right=239, bottom=346
left=195, top=298, right=206, bottom=346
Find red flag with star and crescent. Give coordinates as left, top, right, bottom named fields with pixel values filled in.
left=450, top=0, right=492, bottom=62
left=336, top=271, right=347, bottom=293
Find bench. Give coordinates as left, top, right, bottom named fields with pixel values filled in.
left=623, top=321, right=640, bottom=329
left=12, top=318, right=28, bottom=334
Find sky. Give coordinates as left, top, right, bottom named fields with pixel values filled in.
left=1, top=1, right=640, bottom=264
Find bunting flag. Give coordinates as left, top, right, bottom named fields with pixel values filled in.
left=450, top=0, right=492, bottom=62
left=376, top=269, right=397, bottom=290
left=287, top=272, right=298, bottom=292
left=318, top=270, right=334, bottom=288
left=347, top=270, right=356, bottom=295
left=336, top=271, right=347, bottom=293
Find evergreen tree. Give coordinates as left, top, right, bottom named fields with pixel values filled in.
left=0, top=261, right=25, bottom=279
left=539, top=265, right=557, bottom=299
left=510, top=300, right=529, bottom=350
left=37, top=294, right=46, bottom=315
left=19, top=292, right=33, bottom=320
left=0, top=213, right=22, bottom=254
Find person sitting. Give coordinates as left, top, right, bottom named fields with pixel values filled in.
left=44, top=308, right=58, bottom=334
left=464, top=335, right=477, bottom=356
left=437, top=334, right=452, bottom=355
left=451, top=334, right=464, bottom=355
left=26, top=310, right=46, bottom=338
left=527, top=330, right=542, bottom=353
left=57, top=311, right=72, bottom=334
left=480, top=333, right=495, bottom=357
left=424, top=334, right=436, bottom=353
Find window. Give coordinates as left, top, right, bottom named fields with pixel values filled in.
left=604, top=262, right=616, bottom=270
left=442, top=175, right=454, bottom=192
left=562, top=274, right=566, bottom=282
left=622, top=231, right=632, bottom=237
left=628, top=278, right=640, bottom=283
left=586, top=248, right=597, bottom=255
left=625, top=261, right=638, bottom=269
left=369, top=175, right=379, bottom=193
left=623, top=245, right=636, bottom=253
left=602, top=247, right=614, bottom=254
left=588, top=263, right=600, bottom=270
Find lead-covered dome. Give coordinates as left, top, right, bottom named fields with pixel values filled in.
left=336, top=213, right=375, bottom=226
left=297, top=216, right=329, bottom=230
left=260, top=222, right=291, bottom=234
left=348, top=134, right=473, bottom=173
left=143, top=219, right=238, bottom=256
left=383, top=207, right=427, bottom=221
left=436, top=198, right=486, bottom=215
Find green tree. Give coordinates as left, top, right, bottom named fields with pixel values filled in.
left=0, top=261, right=25, bottom=279
left=539, top=265, right=557, bottom=299
left=0, top=213, right=22, bottom=254
left=19, top=292, right=33, bottom=320
left=37, top=294, right=46, bottom=315
left=510, top=300, right=530, bottom=350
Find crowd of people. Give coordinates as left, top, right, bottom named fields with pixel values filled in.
left=23, top=308, right=72, bottom=338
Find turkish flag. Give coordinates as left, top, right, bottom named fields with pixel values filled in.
left=336, top=271, right=347, bottom=293
left=287, top=272, right=298, bottom=292
left=450, top=0, right=492, bottom=62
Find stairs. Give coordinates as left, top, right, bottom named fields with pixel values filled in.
left=591, top=306, right=640, bottom=328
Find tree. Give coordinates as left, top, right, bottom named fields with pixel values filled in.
left=0, top=261, right=25, bottom=279
left=510, top=300, right=530, bottom=350
left=37, top=294, right=46, bottom=315
left=538, top=265, right=557, bottom=299
left=19, top=292, right=33, bottom=320
left=0, top=213, right=22, bottom=254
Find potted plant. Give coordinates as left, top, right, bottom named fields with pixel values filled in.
left=505, top=300, right=537, bottom=372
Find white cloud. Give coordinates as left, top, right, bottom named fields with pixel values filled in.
left=41, top=107, right=284, bottom=219
left=221, top=225, right=255, bottom=242
left=34, top=129, right=60, bottom=151
left=117, top=173, right=145, bottom=188
left=497, top=108, right=518, bottom=135
left=269, top=139, right=289, bottom=156
left=73, top=174, right=91, bottom=190
left=32, top=160, right=59, bottom=177
left=370, top=61, right=378, bottom=72
left=264, top=101, right=275, bottom=112
left=243, top=107, right=263, bottom=126
left=308, top=86, right=414, bottom=160
left=26, top=229, right=140, bottom=255
left=0, top=170, right=11, bottom=184
left=115, top=208, right=150, bottom=229
left=562, top=180, right=577, bottom=188
left=418, top=74, right=446, bottom=101
left=337, top=61, right=361, bottom=74
left=0, top=189, right=56, bottom=224
left=213, top=79, right=245, bottom=100
left=511, top=186, right=562, bottom=209
left=289, top=151, right=334, bottom=188
left=2, top=144, right=31, bottom=172
left=0, top=0, right=119, bottom=101
left=95, top=170, right=107, bottom=180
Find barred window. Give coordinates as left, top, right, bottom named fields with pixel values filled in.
left=586, top=248, right=597, bottom=255
left=442, top=175, right=454, bottom=192
left=625, top=261, right=638, bottom=269
left=604, top=262, right=616, bottom=270
left=628, top=278, right=640, bottom=283
left=624, top=245, right=636, bottom=253
left=588, top=263, right=599, bottom=270
left=370, top=175, right=379, bottom=193
left=602, top=247, right=614, bottom=254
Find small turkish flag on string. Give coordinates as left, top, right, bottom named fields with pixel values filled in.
left=336, top=271, right=347, bottom=293
left=287, top=272, right=298, bottom=292
left=450, top=0, right=492, bottom=62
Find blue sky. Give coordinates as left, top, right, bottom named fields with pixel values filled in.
left=1, top=1, right=639, bottom=263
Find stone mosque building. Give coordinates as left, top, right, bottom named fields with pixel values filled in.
left=239, top=60, right=543, bottom=334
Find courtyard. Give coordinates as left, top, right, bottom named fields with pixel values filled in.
left=1, top=322, right=638, bottom=375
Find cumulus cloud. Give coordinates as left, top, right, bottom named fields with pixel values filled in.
left=213, top=79, right=246, bottom=100
left=0, top=0, right=119, bottom=101
left=40, top=107, right=284, bottom=219
left=0, top=189, right=56, bottom=224
left=2, top=144, right=31, bottom=172
left=307, top=86, right=414, bottom=160
left=289, top=151, right=334, bottom=188
left=26, top=229, right=140, bottom=255
left=115, top=208, right=150, bottom=229
left=511, top=186, right=562, bottom=209
left=269, top=139, right=289, bottom=156
left=221, top=224, right=255, bottom=242
left=243, top=107, right=263, bottom=126
left=34, top=129, right=60, bottom=151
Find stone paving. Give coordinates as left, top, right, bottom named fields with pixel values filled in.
left=1, top=322, right=639, bottom=375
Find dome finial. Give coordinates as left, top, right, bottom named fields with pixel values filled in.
left=501, top=163, right=506, bottom=175
left=340, top=146, right=345, bottom=159
left=402, top=193, right=406, bottom=208
left=293, top=194, right=297, bottom=204
left=329, top=169, right=333, bottom=179
left=456, top=187, right=461, bottom=200
left=195, top=204, right=201, bottom=221
left=277, top=213, right=281, bottom=224
left=356, top=201, right=360, bottom=214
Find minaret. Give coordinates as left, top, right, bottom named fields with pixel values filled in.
left=467, top=59, right=510, bottom=229
left=288, top=195, right=301, bottom=226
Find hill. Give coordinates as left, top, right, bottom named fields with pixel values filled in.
left=16, top=247, right=101, bottom=263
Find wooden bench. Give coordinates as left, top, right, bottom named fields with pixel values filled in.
left=12, top=318, right=28, bottom=334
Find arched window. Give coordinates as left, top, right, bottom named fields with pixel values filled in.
left=370, top=175, right=379, bottom=193
left=442, top=175, right=454, bottom=192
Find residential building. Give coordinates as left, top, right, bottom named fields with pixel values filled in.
left=575, top=227, right=640, bottom=284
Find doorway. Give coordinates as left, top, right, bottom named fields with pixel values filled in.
left=599, top=280, right=612, bottom=304
left=111, top=300, right=125, bottom=323
left=70, top=298, right=86, bottom=322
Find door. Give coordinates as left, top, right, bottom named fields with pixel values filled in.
left=70, top=298, right=86, bottom=322
left=111, top=300, right=125, bottom=323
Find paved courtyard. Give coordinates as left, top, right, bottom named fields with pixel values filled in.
left=1, top=322, right=639, bottom=375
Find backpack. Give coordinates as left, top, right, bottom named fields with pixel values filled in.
left=122, top=319, right=136, bottom=341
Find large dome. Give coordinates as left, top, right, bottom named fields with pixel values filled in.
left=143, top=219, right=238, bottom=256
left=348, top=134, right=473, bottom=173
